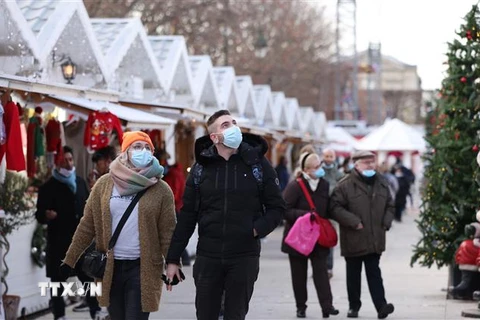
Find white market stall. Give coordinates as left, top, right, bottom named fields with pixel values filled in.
left=355, top=118, right=426, bottom=171
left=325, top=125, right=359, bottom=157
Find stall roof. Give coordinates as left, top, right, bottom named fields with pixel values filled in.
left=0, top=1, right=40, bottom=71
left=235, top=76, right=256, bottom=119
left=355, top=118, right=426, bottom=152
left=119, top=97, right=207, bottom=122
left=91, top=18, right=164, bottom=90
left=252, top=85, right=274, bottom=126
left=313, top=112, right=327, bottom=139
left=52, top=96, right=176, bottom=130
left=189, top=55, right=220, bottom=109
left=16, top=0, right=110, bottom=85
left=298, top=106, right=315, bottom=134
left=212, top=67, right=240, bottom=113
left=0, top=73, right=118, bottom=101
left=149, top=35, right=194, bottom=98
left=285, top=98, right=301, bottom=131
left=271, top=92, right=288, bottom=128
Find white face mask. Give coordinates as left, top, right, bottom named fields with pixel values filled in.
left=59, top=167, right=75, bottom=177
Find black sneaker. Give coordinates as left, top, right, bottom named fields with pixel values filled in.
left=296, top=309, right=306, bottom=318
left=73, top=300, right=89, bottom=312
left=378, top=303, right=394, bottom=319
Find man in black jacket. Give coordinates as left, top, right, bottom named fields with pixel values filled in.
left=35, top=146, right=100, bottom=320
left=166, top=110, right=286, bottom=320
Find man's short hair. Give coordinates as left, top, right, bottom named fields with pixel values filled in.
left=63, top=146, right=73, bottom=155
left=92, top=146, right=116, bottom=163
left=207, top=110, right=231, bottom=133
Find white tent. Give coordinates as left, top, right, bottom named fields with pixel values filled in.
left=16, top=0, right=110, bottom=87
left=235, top=76, right=256, bottom=118
left=355, top=118, right=426, bottom=152
left=298, top=106, right=315, bottom=134
left=271, top=92, right=288, bottom=129
left=189, top=55, right=220, bottom=110
left=91, top=18, right=165, bottom=99
left=313, top=112, right=327, bottom=141
left=325, top=126, right=358, bottom=155
left=252, top=85, right=274, bottom=126
left=285, top=98, right=301, bottom=131
left=211, top=67, right=240, bottom=114
left=149, top=35, right=195, bottom=106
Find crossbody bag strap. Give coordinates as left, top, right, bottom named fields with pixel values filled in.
left=296, top=178, right=316, bottom=212
left=108, top=188, right=148, bottom=250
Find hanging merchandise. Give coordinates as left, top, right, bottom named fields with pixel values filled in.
left=0, top=102, right=5, bottom=145
left=83, top=110, right=123, bottom=152
left=0, top=100, right=26, bottom=172
left=63, top=117, right=93, bottom=180
left=45, top=117, right=64, bottom=168
left=144, top=129, right=163, bottom=150
left=27, top=106, right=46, bottom=178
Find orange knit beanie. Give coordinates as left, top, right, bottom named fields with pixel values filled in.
left=121, top=131, right=154, bottom=152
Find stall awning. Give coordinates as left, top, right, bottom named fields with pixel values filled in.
left=120, top=98, right=207, bottom=122
left=50, top=96, right=176, bottom=130
left=0, top=73, right=118, bottom=102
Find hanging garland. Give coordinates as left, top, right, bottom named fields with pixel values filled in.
left=31, top=223, right=47, bottom=267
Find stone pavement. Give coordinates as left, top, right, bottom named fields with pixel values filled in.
left=36, top=207, right=477, bottom=320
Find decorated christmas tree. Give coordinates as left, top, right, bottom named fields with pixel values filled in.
left=411, top=5, right=480, bottom=268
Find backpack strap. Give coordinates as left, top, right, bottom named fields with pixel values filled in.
left=191, top=163, right=203, bottom=213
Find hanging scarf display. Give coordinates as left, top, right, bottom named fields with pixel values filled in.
left=0, top=100, right=26, bottom=172
left=45, top=118, right=64, bottom=168
left=27, top=108, right=45, bottom=178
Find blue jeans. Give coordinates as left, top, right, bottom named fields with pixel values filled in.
left=108, top=259, right=149, bottom=320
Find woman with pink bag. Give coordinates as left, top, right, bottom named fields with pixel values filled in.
left=281, top=152, right=339, bottom=319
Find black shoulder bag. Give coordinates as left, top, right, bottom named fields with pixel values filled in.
left=82, top=188, right=148, bottom=279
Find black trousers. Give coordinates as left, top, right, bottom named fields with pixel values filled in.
left=50, top=264, right=100, bottom=319
left=193, top=255, right=259, bottom=320
left=345, top=253, right=387, bottom=312
left=108, top=259, right=149, bottom=320
left=75, top=255, right=101, bottom=319
left=288, top=249, right=333, bottom=313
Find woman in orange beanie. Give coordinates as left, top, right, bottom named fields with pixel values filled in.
left=63, top=131, right=176, bottom=319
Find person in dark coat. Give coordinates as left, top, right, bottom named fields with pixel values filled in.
left=162, top=161, right=191, bottom=265
left=275, top=155, right=290, bottom=192
left=329, top=151, right=395, bottom=319
left=282, top=152, right=339, bottom=319
left=393, top=165, right=410, bottom=222
left=165, top=110, right=286, bottom=320
left=35, top=146, right=100, bottom=320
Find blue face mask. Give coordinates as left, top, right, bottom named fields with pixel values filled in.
left=362, top=169, right=376, bottom=178
left=222, top=125, right=243, bottom=149
left=315, top=167, right=326, bottom=178
left=348, top=163, right=354, bottom=170
left=323, top=163, right=334, bottom=169
left=131, top=149, right=153, bottom=168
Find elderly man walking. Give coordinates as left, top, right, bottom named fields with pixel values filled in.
left=329, top=151, right=395, bottom=319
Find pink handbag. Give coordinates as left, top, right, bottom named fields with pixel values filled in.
left=285, top=212, right=320, bottom=256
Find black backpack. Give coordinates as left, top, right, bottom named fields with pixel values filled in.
left=191, top=162, right=264, bottom=213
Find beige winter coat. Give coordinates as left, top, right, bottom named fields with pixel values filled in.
left=63, top=174, right=176, bottom=312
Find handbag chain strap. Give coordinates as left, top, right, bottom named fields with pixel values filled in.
left=296, top=178, right=316, bottom=213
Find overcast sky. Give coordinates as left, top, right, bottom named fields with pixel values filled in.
left=318, top=0, right=476, bottom=90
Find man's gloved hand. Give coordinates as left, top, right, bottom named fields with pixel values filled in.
left=59, top=263, right=74, bottom=281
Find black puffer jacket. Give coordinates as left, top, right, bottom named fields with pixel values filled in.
left=166, top=133, right=286, bottom=263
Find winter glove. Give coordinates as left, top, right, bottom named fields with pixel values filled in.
left=59, top=263, right=74, bottom=281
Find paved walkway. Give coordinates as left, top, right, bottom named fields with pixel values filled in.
left=36, top=207, right=478, bottom=319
